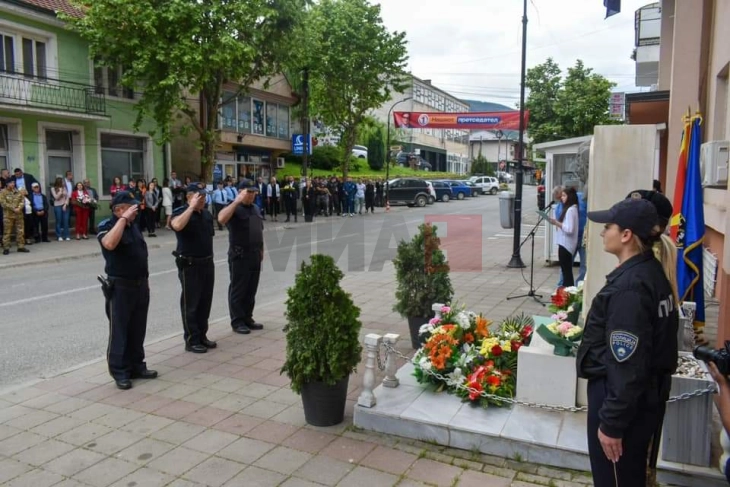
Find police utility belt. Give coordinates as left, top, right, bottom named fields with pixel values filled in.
left=229, top=245, right=262, bottom=260
left=172, top=251, right=213, bottom=268
left=97, top=275, right=148, bottom=299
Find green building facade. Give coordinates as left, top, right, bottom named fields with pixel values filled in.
left=0, top=0, right=164, bottom=219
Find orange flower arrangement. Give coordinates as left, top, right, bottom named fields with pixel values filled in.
left=475, top=316, right=490, bottom=337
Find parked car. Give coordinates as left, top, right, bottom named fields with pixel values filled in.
left=468, top=175, right=500, bottom=195
left=395, top=152, right=432, bottom=171
left=429, top=181, right=454, bottom=202
left=463, top=180, right=480, bottom=197
left=439, top=180, right=471, bottom=200
left=425, top=181, right=436, bottom=204
left=496, top=171, right=514, bottom=183
left=352, top=145, right=368, bottom=159
left=386, top=178, right=431, bottom=207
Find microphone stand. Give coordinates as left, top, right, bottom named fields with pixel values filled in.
left=507, top=204, right=552, bottom=305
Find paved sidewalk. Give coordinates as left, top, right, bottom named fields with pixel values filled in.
left=0, top=225, right=596, bottom=486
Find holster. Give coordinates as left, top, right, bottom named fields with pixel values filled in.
left=97, top=275, right=113, bottom=300
left=172, top=250, right=193, bottom=269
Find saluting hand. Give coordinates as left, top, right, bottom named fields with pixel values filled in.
left=121, top=204, right=139, bottom=221
left=190, top=193, right=204, bottom=210
left=235, top=191, right=247, bottom=204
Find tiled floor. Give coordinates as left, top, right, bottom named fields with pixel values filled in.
left=0, top=229, right=718, bottom=486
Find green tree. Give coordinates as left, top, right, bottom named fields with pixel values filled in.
left=471, top=155, right=493, bottom=176
left=66, top=0, right=306, bottom=181
left=366, top=127, right=385, bottom=170
left=300, top=0, right=408, bottom=179
left=525, top=58, right=616, bottom=145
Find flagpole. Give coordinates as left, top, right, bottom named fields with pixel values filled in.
left=508, top=0, right=528, bottom=269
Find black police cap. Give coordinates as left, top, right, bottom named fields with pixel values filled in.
left=110, top=191, right=139, bottom=209
left=588, top=198, right=658, bottom=240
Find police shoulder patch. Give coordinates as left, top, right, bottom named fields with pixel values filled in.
left=97, top=218, right=112, bottom=231
left=610, top=331, right=639, bottom=363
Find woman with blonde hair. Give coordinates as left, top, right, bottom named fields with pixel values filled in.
left=576, top=198, right=678, bottom=487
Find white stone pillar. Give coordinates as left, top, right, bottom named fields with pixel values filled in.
left=382, top=333, right=400, bottom=388
left=432, top=303, right=444, bottom=320
left=358, top=334, right=382, bottom=408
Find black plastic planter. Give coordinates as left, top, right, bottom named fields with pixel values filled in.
left=300, top=376, right=349, bottom=427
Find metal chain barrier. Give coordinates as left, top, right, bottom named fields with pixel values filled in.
left=375, top=342, right=386, bottom=371
left=382, top=342, right=717, bottom=413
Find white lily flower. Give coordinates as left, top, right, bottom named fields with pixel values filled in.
left=419, top=323, right=434, bottom=335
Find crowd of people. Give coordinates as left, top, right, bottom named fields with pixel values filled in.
left=1, top=168, right=101, bottom=253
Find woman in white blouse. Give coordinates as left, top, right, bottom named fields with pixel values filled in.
left=162, top=178, right=173, bottom=230
left=548, top=187, right=579, bottom=287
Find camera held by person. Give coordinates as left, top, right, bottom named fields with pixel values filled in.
left=694, top=341, right=730, bottom=376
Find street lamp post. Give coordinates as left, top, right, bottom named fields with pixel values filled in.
left=507, top=0, right=528, bottom=269
left=385, top=96, right=413, bottom=204
left=495, top=129, right=504, bottom=173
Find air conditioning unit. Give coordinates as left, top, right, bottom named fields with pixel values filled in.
left=276, top=157, right=285, bottom=169
left=701, top=140, right=729, bottom=186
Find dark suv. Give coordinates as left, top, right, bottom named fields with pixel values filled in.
left=387, top=178, right=431, bottom=207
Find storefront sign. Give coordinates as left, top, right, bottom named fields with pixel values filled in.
left=291, top=134, right=312, bottom=156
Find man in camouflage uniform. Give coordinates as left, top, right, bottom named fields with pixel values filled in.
left=1, top=177, right=29, bottom=255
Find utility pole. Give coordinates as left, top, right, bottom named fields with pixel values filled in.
left=301, top=66, right=310, bottom=178
left=508, top=0, right=528, bottom=269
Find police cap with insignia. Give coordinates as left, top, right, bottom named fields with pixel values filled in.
left=588, top=198, right=658, bottom=240
left=238, top=179, right=259, bottom=192
left=625, top=189, right=672, bottom=225
left=110, top=190, right=139, bottom=209
left=186, top=183, right=206, bottom=194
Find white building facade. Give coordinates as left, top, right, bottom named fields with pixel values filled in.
left=371, top=76, right=471, bottom=174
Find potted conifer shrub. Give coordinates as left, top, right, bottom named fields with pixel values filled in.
left=280, top=254, right=362, bottom=426
left=393, top=223, right=454, bottom=348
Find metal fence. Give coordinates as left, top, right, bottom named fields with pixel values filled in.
left=0, top=73, right=106, bottom=116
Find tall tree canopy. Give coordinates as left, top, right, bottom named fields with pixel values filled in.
left=66, top=0, right=307, bottom=180
left=296, top=0, right=408, bottom=178
left=525, top=58, right=617, bottom=145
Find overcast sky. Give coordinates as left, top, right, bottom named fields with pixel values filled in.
left=377, top=0, right=653, bottom=108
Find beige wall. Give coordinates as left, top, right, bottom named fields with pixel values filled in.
left=657, top=0, right=674, bottom=91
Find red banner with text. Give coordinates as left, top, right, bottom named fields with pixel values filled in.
left=393, top=111, right=528, bottom=130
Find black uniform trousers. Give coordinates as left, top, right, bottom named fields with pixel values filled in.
left=214, top=203, right=226, bottom=229
left=105, top=278, right=150, bottom=381
left=179, top=259, right=214, bottom=346
left=587, top=377, right=663, bottom=487
left=228, top=250, right=261, bottom=329
left=284, top=197, right=297, bottom=220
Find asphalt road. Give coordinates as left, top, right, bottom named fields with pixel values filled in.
left=0, top=186, right=538, bottom=390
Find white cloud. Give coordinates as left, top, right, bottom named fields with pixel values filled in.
left=376, top=0, right=652, bottom=107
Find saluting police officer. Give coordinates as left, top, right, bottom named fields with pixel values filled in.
left=217, top=180, right=264, bottom=334
left=577, top=198, right=678, bottom=486
left=98, top=191, right=158, bottom=390
left=171, top=183, right=217, bottom=353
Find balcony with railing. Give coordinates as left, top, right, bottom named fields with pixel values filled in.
left=0, top=73, right=107, bottom=117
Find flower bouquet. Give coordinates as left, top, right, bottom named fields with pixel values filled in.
left=536, top=319, right=583, bottom=357
left=548, top=282, right=584, bottom=325
left=413, top=305, right=533, bottom=407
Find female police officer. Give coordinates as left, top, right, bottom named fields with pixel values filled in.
left=577, top=198, right=678, bottom=486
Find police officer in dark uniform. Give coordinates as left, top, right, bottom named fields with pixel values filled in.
left=171, top=183, right=217, bottom=353
left=577, top=198, right=678, bottom=487
left=217, top=180, right=264, bottom=334
left=97, top=191, right=158, bottom=390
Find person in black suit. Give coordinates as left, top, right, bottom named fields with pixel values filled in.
left=282, top=175, right=298, bottom=222
left=28, top=182, right=50, bottom=242
left=12, top=167, right=39, bottom=194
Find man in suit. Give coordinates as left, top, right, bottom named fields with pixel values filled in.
left=256, top=177, right=267, bottom=219
left=29, top=182, right=50, bottom=242
left=83, top=179, right=99, bottom=234
left=12, top=167, right=39, bottom=193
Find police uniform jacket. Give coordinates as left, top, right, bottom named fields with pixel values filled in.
left=97, top=217, right=149, bottom=280
left=173, top=205, right=215, bottom=258
left=227, top=203, right=264, bottom=254
left=576, top=251, right=678, bottom=438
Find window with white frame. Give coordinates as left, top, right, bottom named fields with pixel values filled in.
left=94, top=62, right=135, bottom=99
left=0, top=29, right=48, bottom=79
